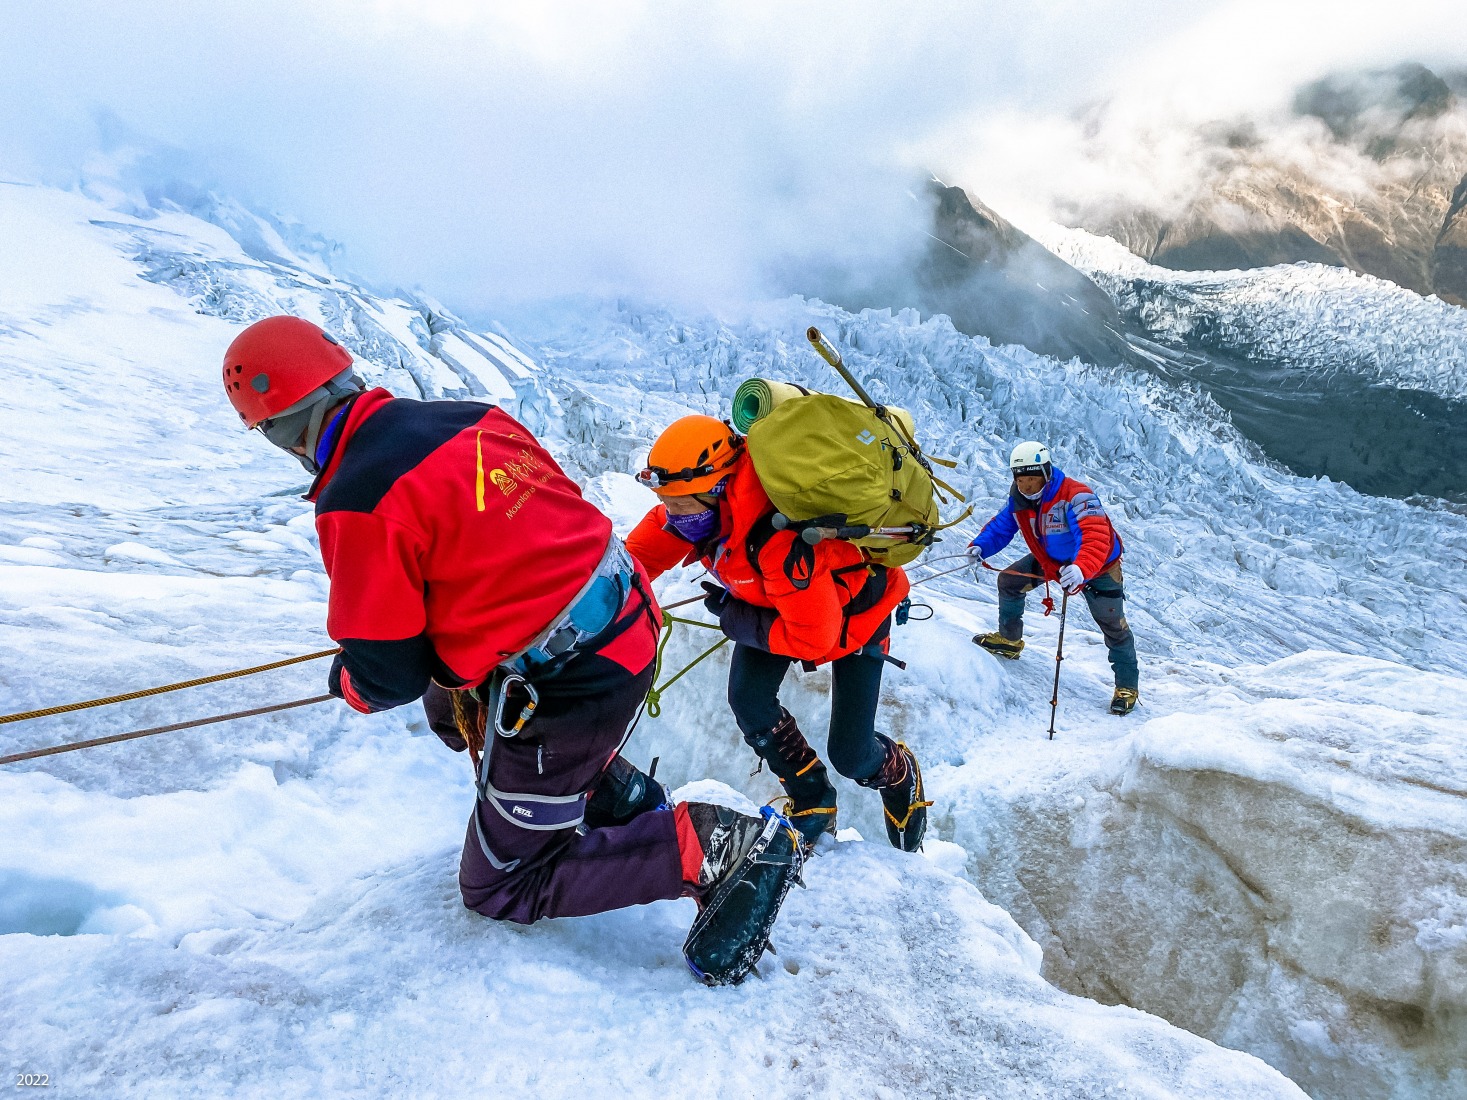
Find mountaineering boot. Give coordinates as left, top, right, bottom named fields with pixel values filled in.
left=748, top=710, right=837, bottom=852
left=583, top=754, right=669, bottom=830
left=860, top=735, right=931, bottom=853
left=677, top=802, right=770, bottom=894
left=973, top=632, right=1024, bottom=660
left=677, top=803, right=804, bottom=986
left=779, top=769, right=839, bottom=853
left=1109, top=688, right=1139, bottom=716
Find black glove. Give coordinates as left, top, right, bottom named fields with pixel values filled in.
left=419, top=683, right=469, bottom=752
left=718, top=596, right=777, bottom=651
left=701, top=581, right=729, bottom=616
left=434, top=727, right=468, bottom=752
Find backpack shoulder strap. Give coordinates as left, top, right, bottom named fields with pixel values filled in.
left=746, top=510, right=815, bottom=592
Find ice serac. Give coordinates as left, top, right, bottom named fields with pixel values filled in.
left=1039, top=221, right=1467, bottom=403
left=1435, top=173, right=1467, bottom=306
left=952, top=653, right=1467, bottom=1100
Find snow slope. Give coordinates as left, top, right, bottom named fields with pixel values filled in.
left=0, top=801, right=1305, bottom=1100
left=1033, top=221, right=1467, bottom=401
left=2, top=180, right=1464, bottom=1098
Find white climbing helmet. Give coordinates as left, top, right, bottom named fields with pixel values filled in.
left=1009, top=441, right=1052, bottom=478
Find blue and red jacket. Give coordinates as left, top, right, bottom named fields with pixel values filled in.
left=969, top=466, right=1123, bottom=582
left=308, top=388, right=657, bottom=714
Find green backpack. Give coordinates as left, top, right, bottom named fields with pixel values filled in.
left=741, top=329, right=968, bottom=568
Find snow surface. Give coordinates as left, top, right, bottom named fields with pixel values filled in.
left=3, top=180, right=1465, bottom=1098
left=1031, top=221, right=1467, bottom=401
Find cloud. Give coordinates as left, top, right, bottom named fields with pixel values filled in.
left=1, top=1, right=1464, bottom=313
left=924, top=0, right=1467, bottom=225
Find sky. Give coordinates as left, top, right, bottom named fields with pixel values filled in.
left=2, top=1, right=1465, bottom=314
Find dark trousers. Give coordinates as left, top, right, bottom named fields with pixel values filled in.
left=727, top=641, right=887, bottom=783
left=997, top=554, right=1139, bottom=691
left=424, top=665, right=684, bottom=924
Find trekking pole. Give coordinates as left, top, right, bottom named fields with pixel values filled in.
left=1047, top=593, right=1069, bottom=741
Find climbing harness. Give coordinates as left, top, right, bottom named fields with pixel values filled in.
left=452, top=583, right=720, bottom=789
left=506, top=537, right=642, bottom=677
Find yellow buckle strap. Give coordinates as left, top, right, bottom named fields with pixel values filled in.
left=884, top=799, right=934, bottom=831
left=884, top=741, right=931, bottom=830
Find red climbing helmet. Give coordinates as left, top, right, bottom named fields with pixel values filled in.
left=222, top=316, right=355, bottom=428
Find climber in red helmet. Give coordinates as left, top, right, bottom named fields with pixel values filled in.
left=220, top=317, right=796, bottom=956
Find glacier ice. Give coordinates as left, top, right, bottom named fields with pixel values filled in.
left=1036, top=221, right=1467, bottom=402
left=1, top=179, right=1464, bottom=1098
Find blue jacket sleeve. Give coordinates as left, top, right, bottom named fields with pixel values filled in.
left=971, top=502, right=1018, bottom=559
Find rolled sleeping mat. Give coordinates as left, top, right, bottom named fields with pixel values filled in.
left=732, top=377, right=917, bottom=440
left=732, top=378, right=810, bottom=432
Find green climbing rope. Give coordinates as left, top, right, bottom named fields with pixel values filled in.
left=645, top=611, right=729, bottom=718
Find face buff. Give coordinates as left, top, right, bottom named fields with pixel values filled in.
left=667, top=507, right=719, bottom=543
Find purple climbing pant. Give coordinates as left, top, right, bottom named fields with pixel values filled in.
left=423, top=665, right=685, bottom=924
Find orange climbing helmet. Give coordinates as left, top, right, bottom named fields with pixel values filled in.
left=637, top=415, right=744, bottom=495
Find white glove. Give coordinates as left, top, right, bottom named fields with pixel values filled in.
left=1059, top=564, right=1085, bottom=593
left=965, top=543, right=985, bottom=564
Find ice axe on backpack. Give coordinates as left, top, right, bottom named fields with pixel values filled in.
left=804, top=327, right=971, bottom=511
left=735, top=329, right=972, bottom=571
left=806, top=328, right=924, bottom=457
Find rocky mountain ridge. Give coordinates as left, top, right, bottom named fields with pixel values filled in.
left=1065, top=63, right=1467, bottom=305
